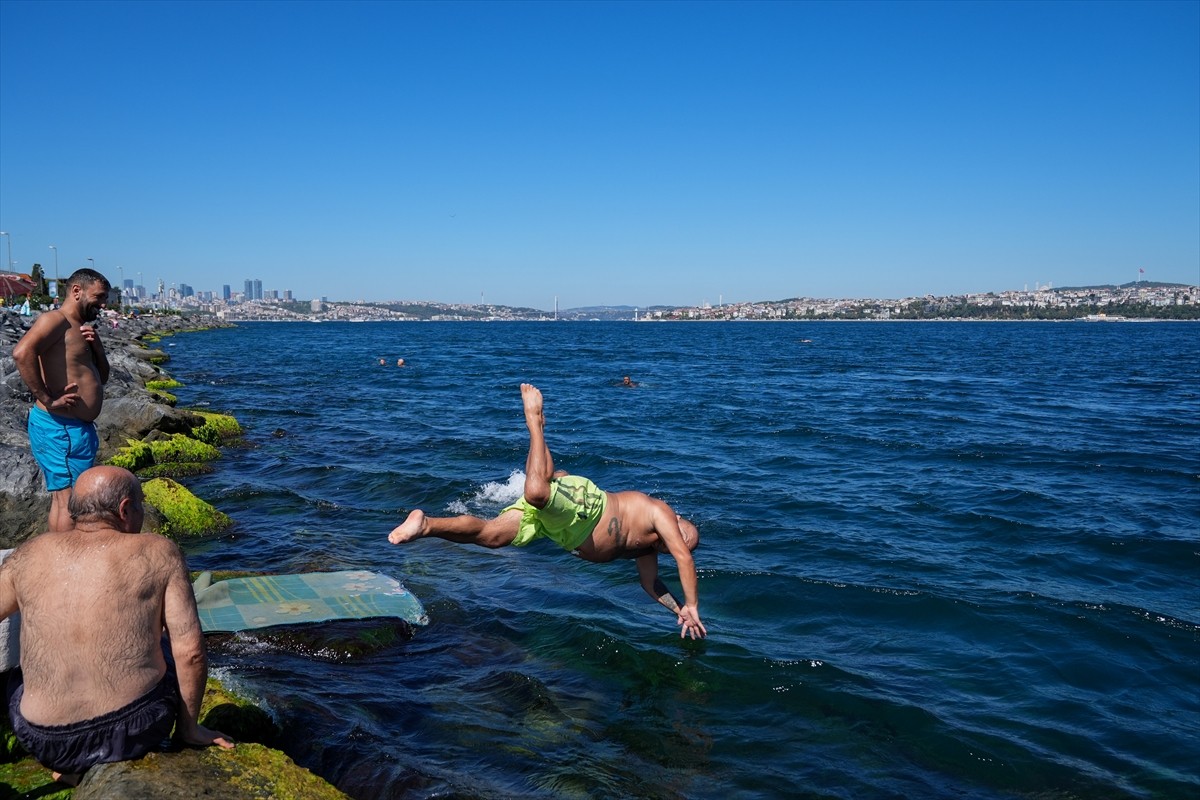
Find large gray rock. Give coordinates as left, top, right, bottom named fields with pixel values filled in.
left=96, top=397, right=203, bottom=459
left=0, top=446, right=47, bottom=547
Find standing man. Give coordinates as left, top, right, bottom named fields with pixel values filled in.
left=12, top=268, right=111, bottom=531
left=0, top=466, right=233, bottom=784
left=388, top=384, right=707, bottom=639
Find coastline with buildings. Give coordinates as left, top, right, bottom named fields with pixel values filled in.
left=2, top=265, right=1194, bottom=322
left=123, top=280, right=1199, bottom=323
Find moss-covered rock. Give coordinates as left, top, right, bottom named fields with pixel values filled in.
left=105, top=429, right=224, bottom=479
left=149, top=433, right=221, bottom=464
left=145, top=378, right=184, bottom=392
left=105, top=439, right=156, bottom=472
left=143, top=478, right=232, bottom=539
left=74, top=744, right=350, bottom=800
left=190, top=410, right=243, bottom=446
left=0, top=755, right=74, bottom=799
left=200, top=679, right=279, bottom=747
left=136, top=462, right=215, bottom=480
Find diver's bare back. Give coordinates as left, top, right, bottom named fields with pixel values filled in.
left=574, top=491, right=664, bottom=562
left=11, top=531, right=172, bottom=723
left=36, top=310, right=105, bottom=421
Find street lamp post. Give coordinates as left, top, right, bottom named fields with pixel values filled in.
left=87, top=257, right=95, bottom=275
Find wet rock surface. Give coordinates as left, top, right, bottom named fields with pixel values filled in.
left=73, top=744, right=351, bottom=800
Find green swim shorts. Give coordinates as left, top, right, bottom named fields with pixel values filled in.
left=502, top=475, right=608, bottom=552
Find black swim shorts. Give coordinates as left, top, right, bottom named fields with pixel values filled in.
left=6, top=668, right=179, bottom=775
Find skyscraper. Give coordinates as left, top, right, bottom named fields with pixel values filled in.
left=222, top=284, right=231, bottom=301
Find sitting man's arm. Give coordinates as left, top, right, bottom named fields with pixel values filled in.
left=161, top=542, right=234, bottom=749
left=0, top=556, right=17, bottom=621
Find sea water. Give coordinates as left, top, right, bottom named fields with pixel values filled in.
left=164, top=320, right=1198, bottom=800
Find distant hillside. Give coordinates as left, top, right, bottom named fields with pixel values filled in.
left=1057, top=281, right=1194, bottom=291
left=559, top=305, right=675, bottom=320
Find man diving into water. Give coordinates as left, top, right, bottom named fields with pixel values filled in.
left=387, top=384, right=707, bottom=639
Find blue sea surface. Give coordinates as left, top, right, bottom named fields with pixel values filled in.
left=164, top=320, right=1198, bottom=800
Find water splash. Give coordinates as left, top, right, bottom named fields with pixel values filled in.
left=446, top=469, right=525, bottom=514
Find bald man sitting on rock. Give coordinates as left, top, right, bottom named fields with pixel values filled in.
left=0, top=466, right=232, bottom=784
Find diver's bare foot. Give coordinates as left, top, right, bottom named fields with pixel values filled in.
left=521, top=383, right=544, bottom=428
left=52, top=772, right=81, bottom=786
left=388, top=509, right=427, bottom=544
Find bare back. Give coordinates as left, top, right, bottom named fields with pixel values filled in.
left=6, top=530, right=181, bottom=724
left=576, top=491, right=671, bottom=562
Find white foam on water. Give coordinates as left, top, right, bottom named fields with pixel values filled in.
left=446, top=469, right=525, bottom=514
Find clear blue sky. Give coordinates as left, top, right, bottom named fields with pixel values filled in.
left=2, top=0, right=1197, bottom=309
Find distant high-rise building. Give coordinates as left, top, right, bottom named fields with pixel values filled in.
left=253, top=279, right=263, bottom=300
left=179, top=284, right=194, bottom=298
left=123, top=278, right=133, bottom=291
left=284, top=289, right=292, bottom=302
left=222, top=284, right=231, bottom=301
left=244, top=279, right=253, bottom=299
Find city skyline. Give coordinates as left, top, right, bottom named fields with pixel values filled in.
left=2, top=257, right=1195, bottom=313
left=2, top=1, right=1197, bottom=307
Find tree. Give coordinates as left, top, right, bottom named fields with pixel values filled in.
left=29, top=263, right=46, bottom=296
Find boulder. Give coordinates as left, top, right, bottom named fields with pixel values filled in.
left=0, top=446, right=49, bottom=547
left=73, top=744, right=350, bottom=800
left=96, top=397, right=204, bottom=461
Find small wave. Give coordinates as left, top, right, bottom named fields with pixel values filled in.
left=446, top=470, right=525, bottom=514
left=208, top=666, right=280, bottom=724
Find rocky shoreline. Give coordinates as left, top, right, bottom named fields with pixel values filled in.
left=0, top=309, right=350, bottom=798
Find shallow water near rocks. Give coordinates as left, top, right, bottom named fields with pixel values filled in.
left=167, top=320, right=1198, bottom=799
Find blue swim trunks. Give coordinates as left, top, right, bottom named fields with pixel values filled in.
left=27, top=405, right=99, bottom=491
left=6, top=668, right=179, bottom=775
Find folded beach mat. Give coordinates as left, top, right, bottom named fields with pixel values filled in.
left=193, top=570, right=428, bottom=633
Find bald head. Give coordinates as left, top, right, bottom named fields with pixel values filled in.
left=68, top=466, right=145, bottom=532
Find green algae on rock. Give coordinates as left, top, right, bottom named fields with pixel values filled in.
left=0, top=755, right=74, bottom=799
left=106, top=439, right=156, bottom=472
left=145, top=378, right=184, bottom=392
left=200, top=679, right=279, bottom=748
left=135, top=462, right=215, bottom=480
left=143, top=477, right=232, bottom=539
left=105, top=433, right=221, bottom=480
left=190, top=410, right=243, bottom=445
left=74, top=744, right=351, bottom=800
left=149, top=433, right=221, bottom=464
